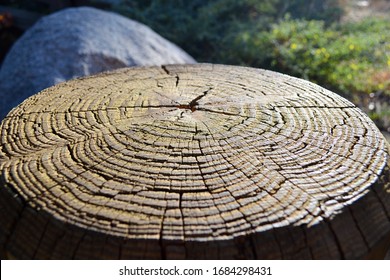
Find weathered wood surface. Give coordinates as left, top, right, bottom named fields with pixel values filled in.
left=0, top=64, right=389, bottom=259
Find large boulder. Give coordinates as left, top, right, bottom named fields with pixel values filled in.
left=0, top=7, right=196, bottom=120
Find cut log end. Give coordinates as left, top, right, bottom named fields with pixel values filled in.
left=0, top=64, right=389, bottom=259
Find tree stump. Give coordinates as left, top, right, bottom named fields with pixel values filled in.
left=0, top=64, right=389, bottom=259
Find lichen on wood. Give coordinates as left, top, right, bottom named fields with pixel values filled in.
left=0, top=64, right=389, bottom=259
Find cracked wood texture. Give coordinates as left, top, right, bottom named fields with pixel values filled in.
left=0, top=64, right=389, bottom=260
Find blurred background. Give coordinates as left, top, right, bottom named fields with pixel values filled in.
left=1, top=0, right=389, bottom=141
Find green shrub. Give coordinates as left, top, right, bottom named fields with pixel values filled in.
left=113, top=0, right=341, bottom=62
left=230, top=16, right=389, bottom=98
left=259, top=17, right=390, bottom=97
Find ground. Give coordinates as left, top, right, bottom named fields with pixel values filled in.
left=341, top=0, right=390, bottom=22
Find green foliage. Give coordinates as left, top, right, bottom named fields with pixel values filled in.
left=277, top=0, right=342, bottom=22
left=113, top=0, right=341, bottom=62
left=114, top=0, right=279, bottom=62
left=259, top=17, right=390, bottom=97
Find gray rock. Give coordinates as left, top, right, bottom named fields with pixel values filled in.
left=0, top=7, right=196, bottom=120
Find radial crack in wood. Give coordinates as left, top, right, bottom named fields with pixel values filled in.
left=0, top=64, right=389, bottom=260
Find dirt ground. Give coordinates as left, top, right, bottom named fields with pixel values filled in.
left=340, top=0, right=390, bottom=22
